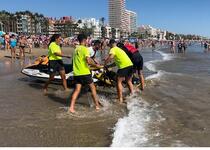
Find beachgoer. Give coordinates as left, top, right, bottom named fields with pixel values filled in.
left=178, top=41, right=182, bottom=53
left=69, top=34, right=101, bottom=113
left=105, top=39, right=134, bottom=103
left=9, top=34, right=17, bottom=60
left=0, top=35, right=5, bottom=50
left=182, top=41, right=187, bottom=53
left=5, top=33, right=10, bottom=51
left=88, top=40, right=102, bottom=65
left=43, top=34, right=71, bottom=94
left=27, top=36, right=33, bottom=54
left=19, top=36, right=27, bottom=59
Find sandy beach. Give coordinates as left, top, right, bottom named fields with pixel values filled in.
left=0, top=46, right=128, bottom=147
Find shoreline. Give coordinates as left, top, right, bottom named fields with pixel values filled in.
left=0, top=46, right=164, bottom=147
left=0, top=46, right=127, bottom=147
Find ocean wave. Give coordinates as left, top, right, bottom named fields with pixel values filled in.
left=111, top=48, right=177, bottom=147
left=111, top=94, right=164, bottom=147
left=145, top=49, right=175, bottom=80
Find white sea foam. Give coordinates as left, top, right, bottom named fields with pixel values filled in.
left=145, top=49, right=175, bottom=80
left=111, top=49, right=174, bottom=147
left=111, top=94, right=163, bottom=147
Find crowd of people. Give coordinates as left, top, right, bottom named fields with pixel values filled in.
left=43, top=33, right=146, bottom=113
left=1, top=31, right=209, bottom=113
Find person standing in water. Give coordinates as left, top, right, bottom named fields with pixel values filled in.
left=9, top=34, right=17, bottom=60
left=118, top=40, right=145, bottom=91
left=43, top=34, right=70, bottom=94
left=19, top=36, right=27, bottom=59
left=69, top=34, right=101, bottom=113
left=105, top=39, right=134, bottom=103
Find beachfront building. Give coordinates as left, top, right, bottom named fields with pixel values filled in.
left=109, top=0, right=126, bottom=31
left=17, top=14, right=32, bottom=34
left=77, top=18, right=102, bottom=39
left=47, top=16, right=78, bottom=36
left=138, top=25, right=167, bottom=40
left=126, top=10, right=137, bottom=34
left=109, top=0, right=138, bottom=37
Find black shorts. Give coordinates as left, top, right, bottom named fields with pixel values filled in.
left=117, top=66, right=133, bottom=78
left=132, top=52, right=144, bottom=72
left=19, top=45, right=25, bottom=49
left=48, top=60, right=65, bottom=74
left=74, top=74, right=93, bottom=85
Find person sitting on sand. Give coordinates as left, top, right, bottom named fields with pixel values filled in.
left=68, top=34, right=102, bottom=113
left=43, top=34, right=71, bottom=94
left=104, top=39, right=134, bottom=104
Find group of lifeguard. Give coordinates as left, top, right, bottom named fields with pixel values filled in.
left=43, top=34, right=144, bottom=113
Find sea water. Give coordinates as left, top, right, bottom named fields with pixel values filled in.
left=111, top=43, right=210, bottom=147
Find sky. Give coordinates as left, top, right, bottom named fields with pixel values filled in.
left=0, top=0, right=209, bottom=37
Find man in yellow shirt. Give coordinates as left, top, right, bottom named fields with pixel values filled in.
left=44, top=34, right=70, bottom=94
left=105, top=39, right=134, bottom=103
left=69, top=34, right=101, bottom=113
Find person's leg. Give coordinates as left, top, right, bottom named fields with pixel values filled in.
left=138, top=70, right=145, bottom=91
left=14, top=48, right=16, bottom=59
left=126, top=76, right=134, bottom=95
left=69, top=84, right=82, bottom=113
left=89, top=83, right=100, bottom=110
left=19, top=47, right=22, bottom=59
left=117, top=77, right=124, bottom=103
left=29, top=45, right=32, bottom=54
left=43, top=73, right=55, bottom=93
left=23, top=48, right=25, bottom=58
left=10, top=47, right=13, bottom=59
left=59, top=70, right=68, bottom=90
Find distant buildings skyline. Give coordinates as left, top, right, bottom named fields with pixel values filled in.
left=108, top=0, right=138, bottom=34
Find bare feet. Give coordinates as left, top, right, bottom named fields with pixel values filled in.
left=95, top=105, right=100, bottom=111
left=69, top=108, right=75, bottom=114
left=65, top=88, right=71, bottom=92
left=119, top=98, right=123, bottom=104
left=43, top=88, right=48, bottom=96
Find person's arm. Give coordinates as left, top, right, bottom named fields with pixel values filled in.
left=54, top=52, right=71, bottom=58
left=104, top=54, right=114, bottom=66
left=86, top=56, right=102, bottom=68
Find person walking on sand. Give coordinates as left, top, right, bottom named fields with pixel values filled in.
left=68, top=34, right=101, bottom=113
left=43, top=34, right=71, bottom=94
left=9, top=34, right=17, bottom=60
left=5, top=33, right=10, bottom=51
left=105, top=39, right=134, bottom=104
left=19, top=36, right=27, bottom=59
left=27, top=36, right=33, bottom=54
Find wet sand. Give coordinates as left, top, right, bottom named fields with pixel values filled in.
left=0, top=47, right=128, bottom=147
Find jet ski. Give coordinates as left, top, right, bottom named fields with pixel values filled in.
left=21, top=56, right=140, bottom=87
left=21, top=56, right=113, bottom=85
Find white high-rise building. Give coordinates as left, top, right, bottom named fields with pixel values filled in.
left=109, top=0, right=138, bottom=35
left=109, top=0, right=126, bottom=31
left=126, top=10, right=137, bottom=33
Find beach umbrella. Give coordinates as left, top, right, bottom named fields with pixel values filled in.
left=0, top=31, right=5, bottom=36
left=9, top=32, right=18, bottom=36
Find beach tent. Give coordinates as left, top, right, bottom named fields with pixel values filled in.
left=0, top=31, right=5, bottom=36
